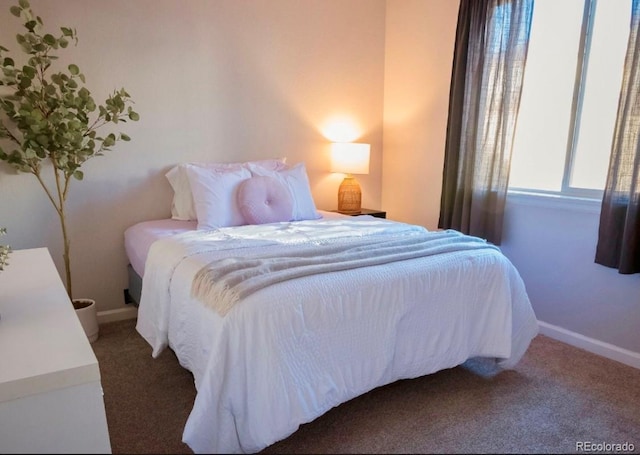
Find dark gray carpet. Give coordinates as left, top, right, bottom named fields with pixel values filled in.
left=91, top=318, right=640, bottom=454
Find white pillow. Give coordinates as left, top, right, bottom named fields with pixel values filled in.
left=247, top=162, right=321, bottom=221
left=185, top=165, right=251, bottom=229
left=166, top=158, right=287, bottom=221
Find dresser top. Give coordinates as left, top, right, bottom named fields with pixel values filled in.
left=0, top=248, right=100, bottom=403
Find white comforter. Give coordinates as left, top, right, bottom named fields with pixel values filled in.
left=136, top=217, right=538, bottom=454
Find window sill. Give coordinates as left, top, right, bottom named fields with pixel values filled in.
left=507, top=190, right=602, bottom=214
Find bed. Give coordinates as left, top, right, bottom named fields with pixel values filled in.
left=127, top=160, right=539, bottom=454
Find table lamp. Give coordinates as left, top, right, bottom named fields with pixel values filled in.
left=330, top=142, right=370, bottom=214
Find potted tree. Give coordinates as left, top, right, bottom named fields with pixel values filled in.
left=0, top=0, right=139, bottom=341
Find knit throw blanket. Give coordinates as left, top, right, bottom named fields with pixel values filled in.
left=192, top=229, right=498, bottom=316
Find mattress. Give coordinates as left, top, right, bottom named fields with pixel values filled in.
left=124, top=219, right=197, bottom=277
left=123, top=211, right=348, bottom=277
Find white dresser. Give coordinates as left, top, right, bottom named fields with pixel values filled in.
left=0, top=248, right=111, bottom=453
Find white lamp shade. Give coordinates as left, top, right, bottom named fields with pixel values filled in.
left=330, top=142, right=370, bottom=175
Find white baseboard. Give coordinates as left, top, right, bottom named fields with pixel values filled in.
left=97, top=306, right=138, bottom=324
left=538, top=320, right=640, bottom=370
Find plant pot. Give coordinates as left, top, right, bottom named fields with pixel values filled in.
left=73, top=298, right=99, bottom=343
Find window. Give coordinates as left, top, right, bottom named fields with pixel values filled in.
left=508, top=0, right=631, bottom=198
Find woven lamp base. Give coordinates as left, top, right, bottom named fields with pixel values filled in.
left=337, top=176, right=362, bottom=214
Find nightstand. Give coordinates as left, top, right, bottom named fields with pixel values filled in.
left=331, top=208, right=386, bottom=219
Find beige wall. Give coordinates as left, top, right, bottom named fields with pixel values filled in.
left=0, top=0, right=386, bottom=312
left=382, top=0, right=459, bottom=229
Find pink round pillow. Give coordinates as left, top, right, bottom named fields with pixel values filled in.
left=237, top=175, right=294, bottom=225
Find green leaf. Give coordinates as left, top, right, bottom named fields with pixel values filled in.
left=22, top=65, right=35, bottom=78
left=120, top=133, right=130, bottom=141
left=18, top=0, right=30, bottom=9
left=59, top=38, right=68, bottom=48
left=61, top=27, right=73, bottom=37
left=43, top=34, right=56, bottom=45
left=128, top=111, right=140, bottom=121
left=25, top=21, right=37, bottom=33
left=10, top=6, right=21, bottom=17
left=73, top=170, right=84, bottom=180
left=3, top=57, right=14, bottom=67
left=68, top=63, right=79, bottom=75
left=35, top=134, right=48, bottom=146
left=102, top=136, right=115, bottom=147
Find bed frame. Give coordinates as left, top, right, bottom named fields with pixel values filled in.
left=124, top=264, right=142, bottom=307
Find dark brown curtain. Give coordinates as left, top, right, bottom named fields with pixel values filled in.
left=595, top=0, right=640, bottom=274
left=438, top=0, right=533, bottom=245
